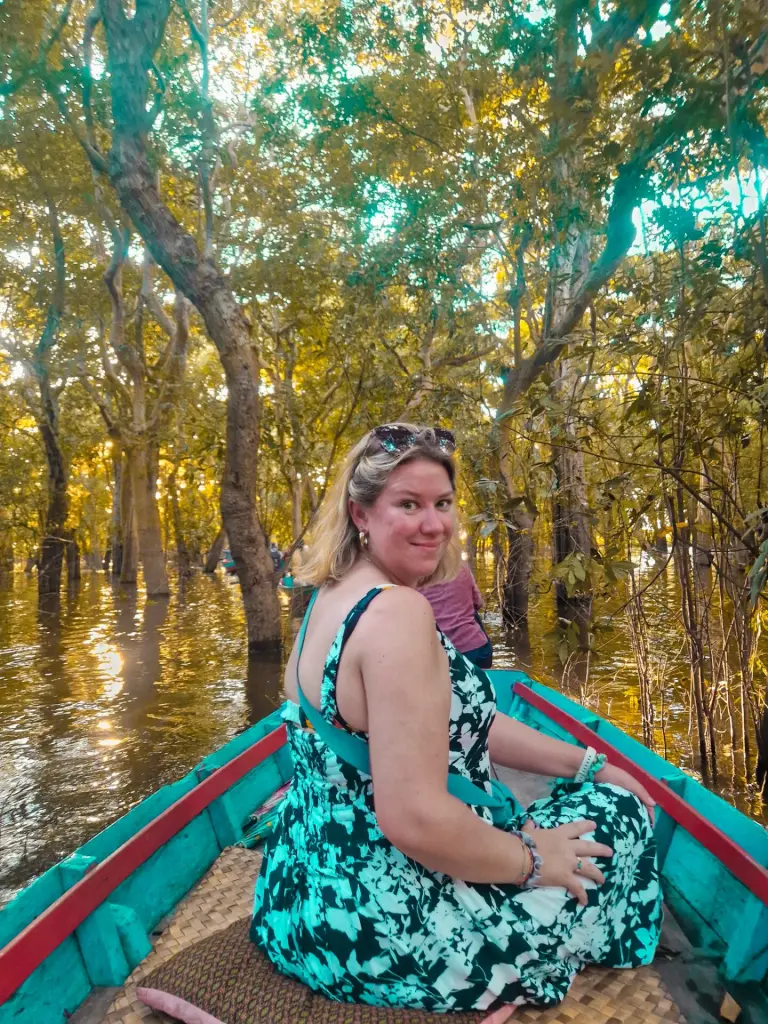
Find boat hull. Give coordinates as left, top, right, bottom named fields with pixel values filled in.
left=1, top=670, right=768, bottom=1023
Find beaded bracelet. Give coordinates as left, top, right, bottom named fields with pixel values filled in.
left=511, top=829, right=542, bottom=889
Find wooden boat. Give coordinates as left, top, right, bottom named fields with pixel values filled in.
left=1, top=670, right=767, bottom=1024
left=220, top=549, right=237, bottom=575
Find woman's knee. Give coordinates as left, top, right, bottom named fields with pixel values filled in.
left=588, top=783, right=654, bottom=837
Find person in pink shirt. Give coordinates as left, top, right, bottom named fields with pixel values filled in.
left=420, top=563, right=493, bottom=669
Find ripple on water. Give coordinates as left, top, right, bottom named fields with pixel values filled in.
left=0, top=570, right=287, bottom=906
left=1, top=560, right=766, bottom=908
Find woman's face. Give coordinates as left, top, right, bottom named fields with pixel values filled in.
left=352, top=457, right=455, bottom=585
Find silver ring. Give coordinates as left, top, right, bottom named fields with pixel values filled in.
left=576, top=858, right=583, bottom=872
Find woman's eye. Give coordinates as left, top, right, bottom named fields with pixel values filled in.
left=437, top=499, right=453, bottom=510
left=401, top=500, right=416, bottom=510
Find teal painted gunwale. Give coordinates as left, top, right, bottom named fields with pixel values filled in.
left=0, top=708, right=288, bottom=1024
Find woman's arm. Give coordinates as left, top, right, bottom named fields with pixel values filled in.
left=489, top=711, right=657, bottom=820
left=470, top=572, right=484, bottom=611
left=488, top=712, right=583, bottom=777
left=357, top=590, right=609, bottom=891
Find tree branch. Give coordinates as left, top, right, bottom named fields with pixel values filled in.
left=434, top=344, right=496, bottom=370
left=500, top=86, right=723, bottom=411
left=660, top=463, right=757, bottom=556
left=35, top=194, right=66, bottom=365
left=103, top=221, right=145, bottom=381
left=48, top=81, right=109, bottom=174
left=144, top=288, right=177, bottom=341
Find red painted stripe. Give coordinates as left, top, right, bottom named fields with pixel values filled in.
left=0, top=724, right=287, bottom=1005
left=514, top=682, right=768, bottom=906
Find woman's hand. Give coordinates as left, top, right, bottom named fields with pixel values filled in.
left=522, top=818, right=613, bottom=907
left=594, top=763, right=656, bottom=825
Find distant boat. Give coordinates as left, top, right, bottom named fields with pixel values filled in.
left=1, top=671, right=767, bottom=1023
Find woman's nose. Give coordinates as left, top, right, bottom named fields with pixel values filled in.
left=420, top=507, right=443, bottom=533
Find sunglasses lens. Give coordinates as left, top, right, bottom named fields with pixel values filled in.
left=435, top=429, right=456, bottom=453
left=371, top=425, right=455, bottom=454
left=373, top=426, right=415, bottom=452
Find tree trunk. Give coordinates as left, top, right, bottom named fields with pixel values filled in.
left=666, top=490, right=709, bottom=774
left=120, top=461, right=139, bottom=585
left=204, top=527, right=226, bottom=573
left=127, top=444, right=169, bottom=596
left=757, top=705, right=768, bottom=798
left=551, top=371, right=593, bottom=646
left=503, top=498, right=536, bottom=630
left=290, top=475, right=303, bottom=542
left=168, top=469, right=192, bottom=577
left=66, top=535, right=81, bottom=582
left=0, top=528, right=13, bottom=579
left=497, top=420, right=537, bottom=633
left=36, top=197, right=68, bottom=603
left=653, top=515, right=668, bottom=554
left=99, top=2, right=280, bottom=649
left=38, top=413, right=68, bottom=599
left=109, top=452, right=124, bottom=576
left=86, top=522, right=102, bottom=570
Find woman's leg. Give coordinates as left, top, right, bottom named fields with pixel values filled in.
left=522, top=781, right=663, bottom=968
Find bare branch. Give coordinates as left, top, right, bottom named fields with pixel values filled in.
left=78, top=361, right=122, bottom=438
left=144, top=289, right=177, bottom=341
left=147, top=290, right=190, bottom=432
left=660, top=463, right=757, bottom=557
left=434, top=344, right=496, bottom=370
left=103, top=222, right=146, bottom=381
left=47, top=81, right=109, bottom=174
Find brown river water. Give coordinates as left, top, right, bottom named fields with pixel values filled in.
left=1, top=557, right=766, bottom=908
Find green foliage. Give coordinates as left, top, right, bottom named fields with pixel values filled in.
left=0, top=0, right=766, bottom=631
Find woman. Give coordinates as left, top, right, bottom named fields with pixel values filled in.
left=251, top=423, right=661, bottom=1015
left=420, top=562, right=493, bottom=669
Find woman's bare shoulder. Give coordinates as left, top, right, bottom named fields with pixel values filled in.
left=353, top=586, right=439, bottom=653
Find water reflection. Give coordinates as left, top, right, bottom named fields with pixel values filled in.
left=0, top=571, right=286, bottom=906
left=1, top=558, right=765, bottom=908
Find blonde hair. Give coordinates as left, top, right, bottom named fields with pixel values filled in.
left=299, top=423, right=462, bottom=587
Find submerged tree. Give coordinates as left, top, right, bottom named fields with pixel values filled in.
left=47, top=0, right=281, bottom=647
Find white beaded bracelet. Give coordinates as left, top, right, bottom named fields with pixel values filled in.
left=574, top=746, right=597, bottom=784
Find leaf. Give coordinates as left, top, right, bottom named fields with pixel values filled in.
left=479, top=520, right=497, bottom=539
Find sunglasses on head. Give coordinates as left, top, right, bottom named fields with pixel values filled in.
left=371, top=425, right=456, bottom=455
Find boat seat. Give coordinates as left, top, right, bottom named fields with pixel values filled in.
left=129, top=916, right=686, bottom=1024
left=96, top=843, right=692, bottom=1024
left=97, top=848, right=688, bottom=1024
left=136, top=916, right=503, bottom=1022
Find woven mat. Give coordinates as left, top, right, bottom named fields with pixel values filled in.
left=102, top=847, right=686, bottom=1024
left=102, top=847, right=262, bottom=1024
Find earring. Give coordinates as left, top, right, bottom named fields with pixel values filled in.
left=358, top=530, right=369, bottom=550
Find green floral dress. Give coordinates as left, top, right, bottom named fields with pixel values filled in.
left=251, top=587, right=662, bottom=1014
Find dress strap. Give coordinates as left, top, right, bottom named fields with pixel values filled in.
left=296, top=585, right=395, bottom=728
left=295, top=586, right=523, bottom=818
